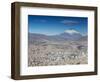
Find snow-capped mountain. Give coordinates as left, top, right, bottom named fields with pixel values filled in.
left=59, top=29, right=82, bottom=40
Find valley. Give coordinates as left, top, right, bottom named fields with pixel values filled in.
left=28, top=31, right=88, bottom=66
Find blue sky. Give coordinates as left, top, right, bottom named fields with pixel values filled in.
left=28, top=15, right=88, bottom=35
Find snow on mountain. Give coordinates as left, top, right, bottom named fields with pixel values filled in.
left=64, top=29, right=80, bottom=35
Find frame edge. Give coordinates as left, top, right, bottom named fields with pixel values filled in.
left=11, top=2, right=21, bottom=80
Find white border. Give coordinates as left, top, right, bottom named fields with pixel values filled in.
left=20, top=7, right=95, bottom=75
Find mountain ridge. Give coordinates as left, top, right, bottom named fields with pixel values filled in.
left=28, top=30, right=87, bottom=43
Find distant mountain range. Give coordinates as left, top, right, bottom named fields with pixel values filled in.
left=28, top=29, right=87, bottom=43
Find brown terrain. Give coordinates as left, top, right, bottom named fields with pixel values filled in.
left=28, top=32, right=88, bottom=66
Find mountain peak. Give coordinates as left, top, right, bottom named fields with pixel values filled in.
left=64, top=29, right=80, bottom=35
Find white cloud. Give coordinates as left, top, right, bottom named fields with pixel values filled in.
left=61, top=20, right=79, bottom=26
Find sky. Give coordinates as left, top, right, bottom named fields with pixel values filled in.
left=28, top=15, right=88, bottom=36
